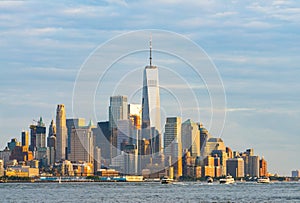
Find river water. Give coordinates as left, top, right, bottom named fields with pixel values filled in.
left=0, top=181, right=299, bottom=202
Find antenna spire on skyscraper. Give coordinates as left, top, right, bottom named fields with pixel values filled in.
left=149, top=34, right=152, bottom=67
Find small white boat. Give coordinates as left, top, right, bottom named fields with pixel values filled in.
left=161, top=176, right=173, bottom=184
left=220, top=175, right=235, bottom=184
left=257, top=177, right=270, bottom=184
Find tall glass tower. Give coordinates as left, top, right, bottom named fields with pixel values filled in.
left=141, top=38, right=161, bottom=154
left=56, top=104, right=67, bottom=161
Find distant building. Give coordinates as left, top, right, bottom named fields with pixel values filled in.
left=30, top=117, right=46, bottom=151
left=109, top=95, right=128, bottom=129
left=141, top=42, right=162, bottom=155
left=243, top=155, right=259, bottom=177
left=109, top=96, right=128, bottom=159
left=7, top=138, right=21, bottom=151
left=226, top=158, right=244, bottom=178
left=21, top=131, right=29, bottom=147
left=5, top=165, right=39, bottom=177
left=69, top=126, right=94, bottom=167
left=0, top=159, right=4, bottom=177
left=0, top=147, right=11, bottom=167
left=66, top=118, right=86, bottom=156
left=292, top=170, right=300, bottom=177
left=56, top=104, right=68, bottom=161
left=259, top=157, right=268, bottom=177
left=198, top=123, right=211, bottom=152
left=47, top=120, right=56, bottom=166
left=93, top=121, right=110, bottom=162
left=164, top=117, right=182, bottom=179
left=181, top=119, right=200, bottom=158
left=202, top=138, right=226, bottom=158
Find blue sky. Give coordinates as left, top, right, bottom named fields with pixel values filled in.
left=0, top=0, right=299, bottom=175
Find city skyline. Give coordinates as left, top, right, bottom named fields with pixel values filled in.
left=0, top=1, right=299, bottom=176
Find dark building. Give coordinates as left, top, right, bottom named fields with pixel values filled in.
left=93, top=121, right=111, bottom=162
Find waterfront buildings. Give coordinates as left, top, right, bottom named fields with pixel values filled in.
left=56, top=104, right=68, bottom=161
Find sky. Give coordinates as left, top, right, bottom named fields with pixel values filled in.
left=0, top=0, right=299, bottom=176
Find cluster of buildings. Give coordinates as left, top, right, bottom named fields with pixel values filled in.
left=0, top=42, right=269, bottom=180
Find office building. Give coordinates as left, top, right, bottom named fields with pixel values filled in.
left=69, top=126, right=94, bottom=165
left=0, top=159, right=3, bottom=177
left=66, top=118, right=85, bottom=155
left=226, top=158, right=244, bottom=178
left=181, top=119, right=200, bottom=157
left=141, top=39, right=161, bottom=154
left=259, top=157, right=268, bottom=177
left=21, top=131, right=29, bottom=147
left=292, top=170, right=300, bottom=178
left=109, top=96, right=128, bottom=129
left=164, top=117, right=182, bottom=178
left=202, top=138, right=226, bottom=158
left=93, top=121, right=110, bottom=162
left=56, top=104, right=68, bottom=161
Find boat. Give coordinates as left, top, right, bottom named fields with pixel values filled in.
left=161, top=176, right=173, bottom=184
left=207, top=177, right=213, bottom=183
left=257, top=177, right=270, bottom=184
left=219, top=175, right=235, bottom=184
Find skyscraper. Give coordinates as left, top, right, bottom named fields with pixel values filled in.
left=164, top=117, right=182, bottom=178
left=226, top=158, right=244, bottom=178
left=29, top=117, right=46, bottom=151
left=56, top=104, right=67, bottom=161
left=66, top=118, right=85, bottom=155
left=109, top=96, right=128, bottom=129
left=181, top=119, right=200, bottom=158
left=69, top=126, right=94, bottom=164
left=109, top=96, right=128, bottom=159
left=47, top=119, right=56, bottom=166
left=21, top=131, right=29, bottom=147
left=141, top=39, right=161, bottom=154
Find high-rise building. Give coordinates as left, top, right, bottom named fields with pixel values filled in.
left=202, top=138, right=226, bottom=158
left=259, top=157, right=268, bottom=177
left=93, top=121, right=110, bottom=162
left=56, top=104, right=67, bottom=161
left=181, top=119, right=200, bottom=157
left=0, top=159, right=4, bottom=177
left=141, top=39, right=161, bottom=154
left=47, top=119, right=56, bottom=166
left=36, top=117, right=46, bottom=148
left=198, top=123, right=211, bottom=152
left=128, top=104, right=142, bottom=129
left=29, top=117, right=46, bottom=151
left=226, top=158, right=244, bottom=178
left=21, top=131, right=29, bottom=147
left=109, top=96, right=128, bottom=129
left=164, top=117, right=182, bottom=178
left=69, top=126, right=94, bottom=165
left=109, top=96, right=128, bottom=160
left=247, top=155, right=260, bottom=177
left=66, top=118, right=85, bottom=155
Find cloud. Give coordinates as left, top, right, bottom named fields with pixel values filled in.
left=226, top=108, right=256, bottom=112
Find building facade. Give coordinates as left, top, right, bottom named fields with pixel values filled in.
left=56, top=104, right=68, bottom=161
